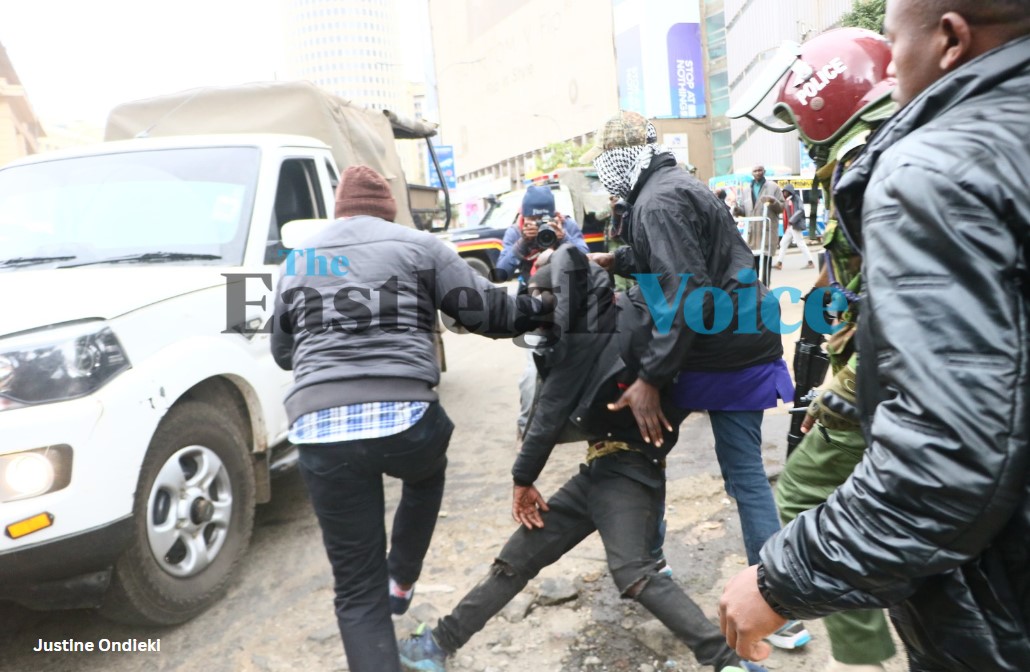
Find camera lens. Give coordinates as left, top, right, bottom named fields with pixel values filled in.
left=536, top=225, right=557, bottom=249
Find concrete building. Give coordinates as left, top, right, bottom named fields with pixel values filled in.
left=723, top=0, right=856, bottom=174
left=428, top=0, right=859, bottom=190
left=0, top=42, right=44, bottom=166
left=280, top=0, right=408, bottom=112
left=279, top=0, right=434, bottom=184
left=427, top=0, right=752, bottom=189
left=428, top=0, right=620, bottom=189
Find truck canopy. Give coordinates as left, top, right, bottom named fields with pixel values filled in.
left=104, top=81, right=436, bottom=227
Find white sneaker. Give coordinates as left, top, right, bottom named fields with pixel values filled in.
left=826, top=661, right=885, bottom=672
left=765, top=619, right=811, bottom=649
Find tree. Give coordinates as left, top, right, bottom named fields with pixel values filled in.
left=840, top=0, right=886, bottom=32
left=535, top=141, right=591, bottom=173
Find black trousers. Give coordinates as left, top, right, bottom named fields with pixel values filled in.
left=298, top=402, right=454, bottom=672
left=433, top=450, right=742, bottom=671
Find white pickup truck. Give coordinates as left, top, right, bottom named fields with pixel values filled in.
left=0, top=82, right=448, bottom=625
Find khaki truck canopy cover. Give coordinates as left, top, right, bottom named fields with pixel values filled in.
left=104, top=80, right=438, bottom=227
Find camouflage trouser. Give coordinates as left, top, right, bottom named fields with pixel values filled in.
left=776, top=425, right=897, bottom=666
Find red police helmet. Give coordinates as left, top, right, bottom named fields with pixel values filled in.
left=773, top=28, right=895, bottom=146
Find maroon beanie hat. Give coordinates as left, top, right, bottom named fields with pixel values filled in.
left=334, top=165, right=398, bottom=221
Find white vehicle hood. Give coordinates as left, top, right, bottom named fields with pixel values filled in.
left=1, top=266, right=247, bottom=337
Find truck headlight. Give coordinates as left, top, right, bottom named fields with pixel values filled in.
left=3, top=453, right=54, bottom=497
left=0, top=322, right=130, bottom=411
left=0, top=446, right=72, bottom=501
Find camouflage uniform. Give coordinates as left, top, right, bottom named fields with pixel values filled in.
left=774, top=118, right=897, bottom=667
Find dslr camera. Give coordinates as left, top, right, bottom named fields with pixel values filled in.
left=534, top=216, right=560, bottom=249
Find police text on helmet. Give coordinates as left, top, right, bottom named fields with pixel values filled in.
left=794, top=58, right=848, bottom=106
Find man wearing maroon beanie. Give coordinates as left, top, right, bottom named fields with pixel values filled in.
left=272, top=165, right=548, bottom=672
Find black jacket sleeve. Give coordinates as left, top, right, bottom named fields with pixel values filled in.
left=510, top=246, right=611, bottom=485
left=760, top=165, right=1029, bottom=618
left=632, top=197, right=716, bottom=388
left=612, top=244, right=638, bottom=277
left=510, top=350, right=596, bottom=486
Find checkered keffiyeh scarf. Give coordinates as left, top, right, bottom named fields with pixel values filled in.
left=593, top=122, right=668, bottom=198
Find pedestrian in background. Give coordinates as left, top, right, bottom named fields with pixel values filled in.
left=738, top=165, right=783, bottom=257
left=773, top=183, right=815, bottom=270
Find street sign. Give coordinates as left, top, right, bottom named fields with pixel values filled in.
left=429, top=144, right=457, bottom=190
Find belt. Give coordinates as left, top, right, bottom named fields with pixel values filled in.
left=585, top=441, right=665, bottom=469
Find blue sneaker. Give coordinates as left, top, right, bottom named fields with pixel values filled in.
left=721, top=662, right=769, bottom=672
left=399, top=623, right=447, bottom=672
left=389, top=577, right=415, bottom=615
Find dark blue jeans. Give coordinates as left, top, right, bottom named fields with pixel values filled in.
left=708, top=410, right=781, bottom=565
left=298, top=402, right=454, bottom=672
left=432, top=450, right=742, bottom=671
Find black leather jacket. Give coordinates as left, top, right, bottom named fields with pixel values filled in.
left=614, top=156, right=783, bottom=386
left=760, top=36, right=1030, bottom=671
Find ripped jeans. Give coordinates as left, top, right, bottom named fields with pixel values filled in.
left=432, top=450, right=741, bottom=671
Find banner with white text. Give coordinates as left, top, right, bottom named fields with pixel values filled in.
left=613, top=0, right=706, bottom=119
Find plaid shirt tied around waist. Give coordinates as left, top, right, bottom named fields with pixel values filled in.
left=288, top=401, right=430, bottom=444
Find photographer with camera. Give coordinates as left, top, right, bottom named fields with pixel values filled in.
left=495, top=185, right=588, bottom=287
left=497, top=185, right=589, bottom=441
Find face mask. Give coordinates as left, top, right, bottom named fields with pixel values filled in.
left=594, top=146, right=639, bottom=198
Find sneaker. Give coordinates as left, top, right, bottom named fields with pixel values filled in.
left=721, top=662, right=769, bottom=672
left=806, top=261, right=815, bottom=268
left=389, top=577, right=415, bottom=615
left=766, top=619, right=812, bottom=649
left=655, top=558, right=674, bottom=578
left=774, top=262, right=783, bottom=270
left=399, top=623, right=447, bottom=672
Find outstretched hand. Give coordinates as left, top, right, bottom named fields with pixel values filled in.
left=718, top=565, right=783, bottom=662
left=607, top=378, right=671, bottom=446
left=512, top=484, right=549, bottom=529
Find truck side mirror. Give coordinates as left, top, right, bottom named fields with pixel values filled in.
left=281, top=219, right=333, bottom=249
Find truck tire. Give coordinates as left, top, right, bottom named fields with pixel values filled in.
left=463, top=256, right=491, bottom=280
left=100, top=401, right=256, bottom=625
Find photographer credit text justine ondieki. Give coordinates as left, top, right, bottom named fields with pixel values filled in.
left=33, top=637, right=161, bottom=653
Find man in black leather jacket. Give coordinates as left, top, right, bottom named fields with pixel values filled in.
left=719, top=1, right=1030, bottom=670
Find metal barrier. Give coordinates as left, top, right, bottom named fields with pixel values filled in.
left=735, top=204, right=776, bottom=286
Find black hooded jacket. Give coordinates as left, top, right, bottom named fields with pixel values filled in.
left=760, top=36, right=1030, bottom=671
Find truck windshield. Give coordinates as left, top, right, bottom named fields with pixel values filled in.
left=0, top=147, right=260, bottom=270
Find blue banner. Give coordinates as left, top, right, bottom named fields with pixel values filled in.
left=612, top=0, right=706, bottom=119
left=666, top=23, right=705, bottom=118
left=429, top=145, right=456, bottom=190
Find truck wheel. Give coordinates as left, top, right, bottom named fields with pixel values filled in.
left=100, top=401, right=255, bottom=625
left=464, top=257, right=491, bottom=280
